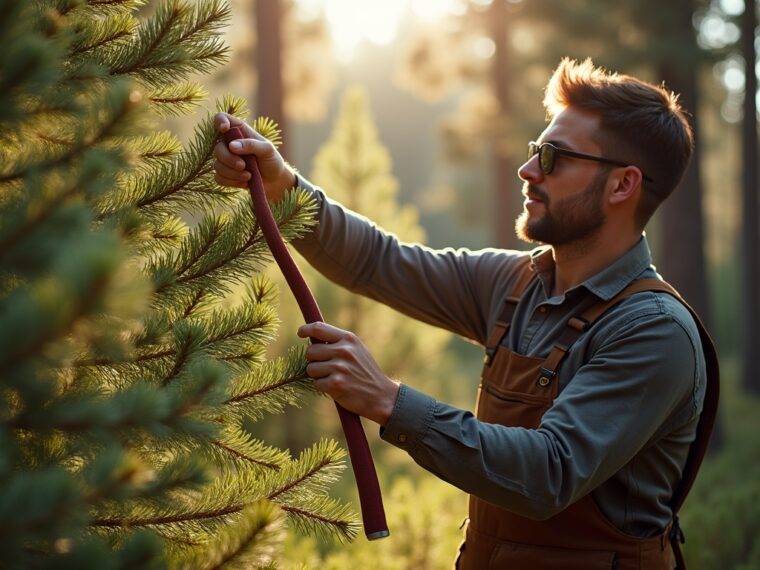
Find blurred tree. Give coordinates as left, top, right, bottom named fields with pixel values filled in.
left=307, top=87, right=453, bottom=375
left=0, top=0, right=356, bottom=567
left=244, top=0, right=336, bottom=161
left=256, top=87, right=454, bottom=455
left=647, top=0, right=712, bottom=326
left=397, top=1, right=527, bottom=248
left=255, top=0, right=287, bottom=157
left=740, top=0, right=759, bottom=394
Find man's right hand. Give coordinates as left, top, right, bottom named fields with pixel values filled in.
left=213, top=112, right=297, bottom=203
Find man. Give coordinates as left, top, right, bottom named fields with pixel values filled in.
left=213, top=58, right=717, bottom=569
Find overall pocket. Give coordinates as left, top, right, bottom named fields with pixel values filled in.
left=477, top=383, right=552, bottom=429
left=490, top=539, right=617, bottom=570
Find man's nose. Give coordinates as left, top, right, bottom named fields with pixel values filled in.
left=518, top=154, right=544, bottom=183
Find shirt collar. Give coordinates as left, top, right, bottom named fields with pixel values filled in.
left=529, top=235, right=654, bottom=301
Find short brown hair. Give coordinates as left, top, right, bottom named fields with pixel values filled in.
left=543, top=58, right=693, bottom=229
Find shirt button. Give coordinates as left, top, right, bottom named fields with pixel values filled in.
left=398, top=434, right=408, bottom=443
left=539, top=306, right=547, bottom=313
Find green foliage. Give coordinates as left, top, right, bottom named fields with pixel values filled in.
left=280, top=471, right=468, bottom=570
left=680, top=357, right=760, bottom=569
left=0, top=0, right=356, bottom=567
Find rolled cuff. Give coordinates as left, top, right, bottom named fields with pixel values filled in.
left=379, top=384, right=437, bottom=453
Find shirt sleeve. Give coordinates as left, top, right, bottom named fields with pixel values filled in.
left=290, top=176, right=529, bottom=344
left=380, top=306, right=702, bottom=520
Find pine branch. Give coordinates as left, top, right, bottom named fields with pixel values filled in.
left=211, top=440, right=281, bottom=471
left=99, top=108, right=245, bottom=219
left=265, top=441, right=345, bottom=503
left=69, top=12, right=137, bottom=58
left=124, top=216, right=190, bottom=262
left=74, top=286, right=277, bottom=375
left=197, top=503, right=284, bottom=570
left=106, top=0, right=230, bottom=88
left=90, top=504, right=242, bottom=529
left=0, top=81, right=139, bottom=186
left=145, top=82, right=206, bottom=116
left=223, top=370, right=307, bottom=406
left=8, top=361, right=224, bottom=442
left=0, top=267, right=111, bottom=374
left=125, top=131, right=183, bottom=170
left=0, top=173, right=87, bottom=257
left=89, top=441, right=355, bottom=540
left=223, top=348, right=313, bottom=423
left=56, top=0, right=144, bottom=18
left=280, top=500, right=358, bottom=542
left=177, top=0, right=230, bottom=44
left=250, top=116, right=282, bottom=149
left=161, top=321, right=199, bottom=386
left=191, top=296, right=277, bottom=365
left=149, top=189, right=318, bottom=308
left=181, top=288, right=207, bottom=319
left=262, top=442, right=358, bottom=541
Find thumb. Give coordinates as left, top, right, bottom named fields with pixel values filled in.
left=228, top=138, right=274, bottom=158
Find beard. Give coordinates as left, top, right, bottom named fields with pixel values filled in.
left=515, top=169, right=608, bottom=246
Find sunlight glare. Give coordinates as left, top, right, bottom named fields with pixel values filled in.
left=719, top=0, right=744, bottom=16
left=410, top=0, right=465, bottom=22
left=296, top=0, right=471, bottom=62
left=324, top=0, right=407, bottom=61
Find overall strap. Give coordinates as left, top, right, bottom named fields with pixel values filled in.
left=539, top=278, right=719, bottom=570
left=538, top=279, right=685, bottom=384
left=484, top=256, right=537, bottom=365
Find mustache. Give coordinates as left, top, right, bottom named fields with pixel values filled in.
left=524, top=184, right=549, bottom=203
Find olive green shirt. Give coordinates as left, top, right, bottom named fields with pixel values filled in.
left=292, top=179, right=706, bottom=538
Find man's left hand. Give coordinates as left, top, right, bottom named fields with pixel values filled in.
left=297, top=322, right=401, bottom=426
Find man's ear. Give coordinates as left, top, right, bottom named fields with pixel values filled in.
left=608, top=166, right=643, bottom=205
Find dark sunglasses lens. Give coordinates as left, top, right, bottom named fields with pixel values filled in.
left=539, top=145, right=554, bottom=174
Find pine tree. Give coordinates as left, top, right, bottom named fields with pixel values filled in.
left=0, top=1, right=356, bottom=567
left=308, top=87, right=452, bottom=377
left=273, top=87, right=452, bottom=379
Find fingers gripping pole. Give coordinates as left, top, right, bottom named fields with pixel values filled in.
left=222, top=128, right=389, bottom=540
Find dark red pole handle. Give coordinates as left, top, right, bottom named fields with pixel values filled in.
left=222, top=127, right=389, bottom=540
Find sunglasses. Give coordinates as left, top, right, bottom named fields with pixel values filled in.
left=528, top=141, right=653, bottom=183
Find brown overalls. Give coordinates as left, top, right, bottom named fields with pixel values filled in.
left=456, top=264, right=720, bottom=570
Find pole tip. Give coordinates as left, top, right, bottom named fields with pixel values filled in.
left=366, top=530, right=390, bottom=541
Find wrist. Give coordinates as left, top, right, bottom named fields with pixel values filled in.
left=376, top=379, right=401, bottom=427
left=265, top=167, right=297, bottom=204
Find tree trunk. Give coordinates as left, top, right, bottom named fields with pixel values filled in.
left=741, top=0, right=759, bottom=393
left=655, top=0, right=710, bottom=327
left=255, top=0, right=288, bottom=159
left=488, top=1, right=519, bottom=249
left=658, top=64, right=711, bottom=325
left=655, top=0, right=723, bottom=450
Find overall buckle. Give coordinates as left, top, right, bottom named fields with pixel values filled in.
left=538, top=367, right=556, bottom=387
left=669, top=515, right=686, bottom=545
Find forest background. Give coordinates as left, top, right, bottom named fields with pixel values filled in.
left=155, top=0, right=759, bottom=567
